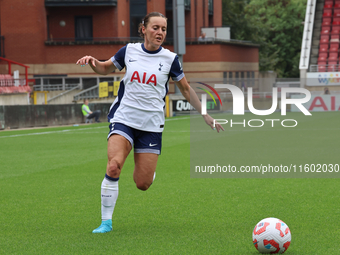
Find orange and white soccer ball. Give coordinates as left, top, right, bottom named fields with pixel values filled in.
left=252, top=217, right=291, bottom=254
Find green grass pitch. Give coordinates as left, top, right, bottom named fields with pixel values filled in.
left=0, top=111, right=340, bottom=254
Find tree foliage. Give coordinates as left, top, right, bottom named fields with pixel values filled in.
left=222, top=0, right=306, bottom=78
left=222, top=0, right=252, bottom=41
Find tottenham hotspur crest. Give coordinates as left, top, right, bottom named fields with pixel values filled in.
left=159, top=62, right=163, bottom=71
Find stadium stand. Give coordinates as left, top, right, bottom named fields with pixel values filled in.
left=0, top=74, right=31, bottom=94
left=0, top=57, right=31, bottom=94
left=314, top=0, right=340, bottom=72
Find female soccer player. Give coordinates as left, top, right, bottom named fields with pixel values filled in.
left=76, top=12, right=224, bottom=233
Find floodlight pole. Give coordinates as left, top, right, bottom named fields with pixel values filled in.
left=173, top=0, right=186, bottom=94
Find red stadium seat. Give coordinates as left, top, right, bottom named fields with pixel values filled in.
left=17, top=86, right=25, bottom=93
left=2, top=87, right=11, bottom=93
left=325, top=3, right=333, bottom=9
left=4, top=74, right=13, bottom=86
left=330, top=34, right=340, bottom=42
left=10, top=86, right=19, bottom=93
left=328, top=61, right=338, bottom=72
left=319, top=66, right=327, bottom=72
left=319, top=43, right=329, bottom=53
left=321, top=35, right=330, bottom=44
left=335, top=3, right=340, bottom=8
left=318, top=62, right=327, bottom=72
left=331, top=25, right=340, bottom=34
left=324, top=9, right=333, bottom=17
left=334, top=17, right=340, bottom=25
left=328, top=52, right=338, bottom=61
left=329, top=43, right=339, bottom=52
left=20, top=86, right=31, bottom=93
left=0, top=75, right=5, bottom=87
left=334, top=8, right=340, bottom=16
left=323, top=17, right=332, bottom=26
left=321, top=26, right=331, bottom=35
left=318, top=53, right=328, bottom=61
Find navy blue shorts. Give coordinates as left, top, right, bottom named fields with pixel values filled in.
left=107, top=122, right=162, bottom=155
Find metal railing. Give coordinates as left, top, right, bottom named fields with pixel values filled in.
left=72, top=76, right=120, bottom=101
left=45, top=37, right=143, bottom=45
left=45, top=36, right=256, bottom=46
left=73, top=85, right=99, bottom=101
left=33, top=77, right=81, bottom=91
left=33, top=76, right=122, bottom=92
left=47, top=85, right=81, bottom=103
left=45, top=0, right=117, bottom=6
left=310, top=64, right=339, bottom=72
left=0, top=78, right=27, bottom=86
left=46, top=37, right=143, bottom=43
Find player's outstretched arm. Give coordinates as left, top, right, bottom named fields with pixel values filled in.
left=175, top=77, right=224, bottom=133
left=76, top=56, right=116, bottom=75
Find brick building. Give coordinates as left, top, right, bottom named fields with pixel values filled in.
left=0, top=0, right=259, bottom=91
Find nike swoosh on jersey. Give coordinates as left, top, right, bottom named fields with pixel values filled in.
left=149, top=143, right=158, bottom=147
left=129, top=59, right=137, bottom=62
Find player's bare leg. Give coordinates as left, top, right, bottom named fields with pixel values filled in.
left=93, top=134, right=131, bottom=233
left=106, top=134, right=132, bottom=178
left=133, top=153, right=158, bottom=191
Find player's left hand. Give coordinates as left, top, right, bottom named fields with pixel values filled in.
left=202, top=114, right=225, bottom=133
left=76, top=55, right=97, bottom=67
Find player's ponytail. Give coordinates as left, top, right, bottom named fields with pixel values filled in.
left=138, top=12, right=167, bottom=39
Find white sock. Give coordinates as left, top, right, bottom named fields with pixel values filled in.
left=101, top=176, right=119, bottom=221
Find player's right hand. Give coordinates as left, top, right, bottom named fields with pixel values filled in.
left=203, top=114, right=225, bottom=133
left=76, top=55, right=97, bottom=67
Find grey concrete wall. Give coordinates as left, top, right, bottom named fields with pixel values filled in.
left=47, top=90, right=82, bottom=105
left=0, top=93, right=30, bottom=105
left=0, top=103, right=111, bottom=130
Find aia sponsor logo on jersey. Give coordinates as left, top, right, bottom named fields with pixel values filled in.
left=131, top=71, right=157, bottom=86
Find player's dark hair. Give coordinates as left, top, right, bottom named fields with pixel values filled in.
left=138, top=12, right=167, bottom=39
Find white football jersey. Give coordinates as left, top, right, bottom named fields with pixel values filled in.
left=108, top=43, right=184, bottom=132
